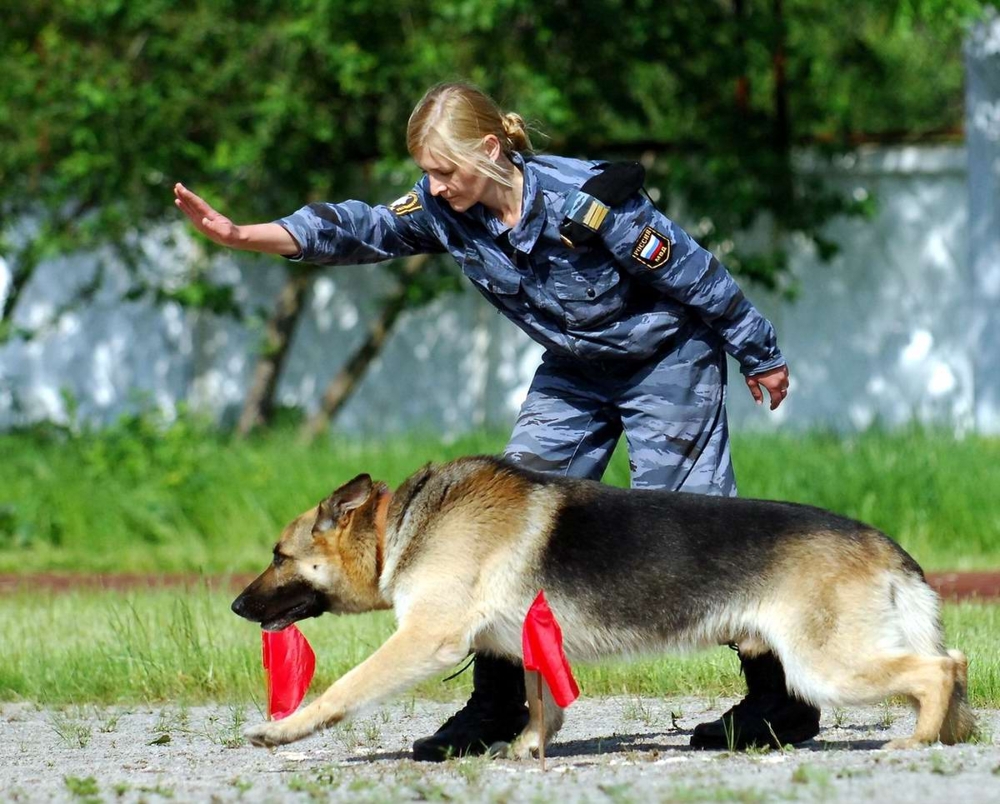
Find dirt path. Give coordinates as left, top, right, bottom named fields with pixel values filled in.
left=3, top=698, right=997, bottom=803
left=2, top=571, right=999, bottom=599
left=4, top=574, right=996, bottom=800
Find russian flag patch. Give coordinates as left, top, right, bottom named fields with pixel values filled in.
left=631, top=225, right=672, bottom=270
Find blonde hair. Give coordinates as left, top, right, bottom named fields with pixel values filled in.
left=406, top=82, right=533, bottom=188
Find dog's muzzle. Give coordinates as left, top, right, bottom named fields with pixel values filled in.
left=231, top=579, right=328, bottom=632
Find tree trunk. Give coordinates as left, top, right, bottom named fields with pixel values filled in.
left=1, top=210, right=89, bottom=344
left=236, top=270, right=313, bottom=437
left=300, top=255, right=429, bottom=442
left=0, top=256, right=36, bottom=344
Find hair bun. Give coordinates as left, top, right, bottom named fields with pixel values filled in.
left=502, top=112, right=531, bottom=153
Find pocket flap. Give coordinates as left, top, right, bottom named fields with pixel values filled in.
left=462, top=247, right=521, bottom=295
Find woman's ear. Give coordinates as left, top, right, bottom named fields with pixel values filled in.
left=482, top=134, right=502, bottom=161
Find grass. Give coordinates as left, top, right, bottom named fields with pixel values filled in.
left=0, top=586, right=997, bottom=707
left=0, top=414, right=998, bottom=573
left=0, top=413, right=510, bottom=574
left=1, top=415, right=997, bottom=710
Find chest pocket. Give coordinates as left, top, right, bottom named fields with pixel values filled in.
left=461, top=247, right=521, bottom=297
left=546, top=254, right=625, bottom=329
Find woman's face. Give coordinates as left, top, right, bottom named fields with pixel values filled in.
left=415, top=148, right=492, bottom=214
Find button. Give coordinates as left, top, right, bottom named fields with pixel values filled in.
left=586, top=288, right=596, bottom=298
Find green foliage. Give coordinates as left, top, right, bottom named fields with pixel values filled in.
left=0, top=1, right=994, bottom=425
left=0, top=409, right=502, bottom=572
left=0, top=419, right=997, bottom=573
left=63, top=776, right=99, bottom=800
left=1, top=0, right=991, bottom=316
left=731, top=425, right=1000, bottom=566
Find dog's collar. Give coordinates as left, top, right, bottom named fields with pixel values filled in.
left=373, top=486, right=392, bottom=578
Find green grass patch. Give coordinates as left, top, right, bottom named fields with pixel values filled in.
left=0, top=587, right=996, bottom=708
left=1, top=415, right=998, bottom=572
left=0, top=414, right=508, bottom=574
left=729, top=428, right=1000, bottom=572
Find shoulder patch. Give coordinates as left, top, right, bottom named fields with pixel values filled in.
left=631, top=225, right=672, bottom=270
left=388, top=192, right=422, bottom=217
left=564, top=189, right=610, bottom=232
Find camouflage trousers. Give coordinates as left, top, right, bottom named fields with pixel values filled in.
left=504, top=338, right=737, bottom=496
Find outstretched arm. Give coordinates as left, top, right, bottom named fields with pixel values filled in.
left=173, top=183, right=301, bottom=256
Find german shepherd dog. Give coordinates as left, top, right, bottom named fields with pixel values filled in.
left=232, top=456, right=976, bottom=755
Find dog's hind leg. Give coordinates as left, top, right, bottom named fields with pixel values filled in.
left=879, top=653, right=958, bottom=749
left=823, top=652, right=959, bottom=750
left=783, top=645, right=959, bottom=749
left=245, top=620, right=471, bottom=748
left=502, top=670, right=565, bottom=760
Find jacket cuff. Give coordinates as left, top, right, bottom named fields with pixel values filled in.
left=740, top=354, right=787, bottom=377
left=273, top=219, right=306, bottom=261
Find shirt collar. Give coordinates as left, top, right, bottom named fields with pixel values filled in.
left=469, top=152, right=546, bottom=253
left=507, top=152, right=546, bottom=253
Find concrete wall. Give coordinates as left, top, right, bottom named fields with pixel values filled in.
left=966, top=11, right=1000, bottom=433
left=0, top=143, right=991, bottom=437
left=728, top=145, right=974, bottom=434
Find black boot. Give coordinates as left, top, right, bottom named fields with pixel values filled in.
left=412, top=654, right=529, bottom=762
left=690, top=651, right=821, bottom=749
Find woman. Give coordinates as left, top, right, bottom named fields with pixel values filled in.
left=175, top=81, right=819, bottom=759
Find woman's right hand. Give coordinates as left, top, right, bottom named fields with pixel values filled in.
left=174, top=183, right=242, bottom=248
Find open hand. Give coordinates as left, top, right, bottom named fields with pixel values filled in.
left=174, top=183, right=242, bottom=248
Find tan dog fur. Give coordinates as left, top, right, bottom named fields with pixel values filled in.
left=232, top=456, right=977, bottom=756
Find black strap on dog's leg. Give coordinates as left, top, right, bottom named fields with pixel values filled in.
left=440, top=652, right=476, bottom=683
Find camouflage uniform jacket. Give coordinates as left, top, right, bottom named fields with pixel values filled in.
left=276, top=153, right=784, bottom=375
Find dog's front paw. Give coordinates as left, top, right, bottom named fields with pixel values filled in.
left=883, top=737, right=928, bottom=751
left=244, top=721, right=294, bottom=748
left=486, top=740, right=512, bottom=759
left=507, top=731, right=542, bottom=760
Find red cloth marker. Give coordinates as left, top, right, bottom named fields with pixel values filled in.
left=262, top=625, right=316, bottom=720
left=522, top=590, right=580, bottom=707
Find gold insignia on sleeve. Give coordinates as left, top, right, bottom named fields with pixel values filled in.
left=388, top=192, right=422, bottom=217
left=631, top=225, right=672, bottom=270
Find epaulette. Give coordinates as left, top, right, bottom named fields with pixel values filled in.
left=558, top=161, right=646, bottom=249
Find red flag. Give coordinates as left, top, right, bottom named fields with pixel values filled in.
left=522, top=590, right=580, bottom=707
left=262, top=625, right=316, bottom=720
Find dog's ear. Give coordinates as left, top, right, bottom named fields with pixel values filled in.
left=313, top=474, right=373, bottom=535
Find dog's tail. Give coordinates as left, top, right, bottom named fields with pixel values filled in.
left=940, top=649, right=978, bottom=744
left=892, top=573, right=978, bottom=744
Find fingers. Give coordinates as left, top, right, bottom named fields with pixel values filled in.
left=173, top=184, right=200, bottom=222
left=766, top=379, right=789, bottom=410
left=173, top=182, right=215, bottom=223
left=746, top=366, right=790, bottom=411
left=173, top=183, right=236, bottom=245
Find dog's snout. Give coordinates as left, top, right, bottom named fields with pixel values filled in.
left=232, top=582, right=267, bottom=622
left=231, top=592, right=253, bottom=620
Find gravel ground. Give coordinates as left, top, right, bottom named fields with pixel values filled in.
left=2, top=697, right=998, bottom=803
